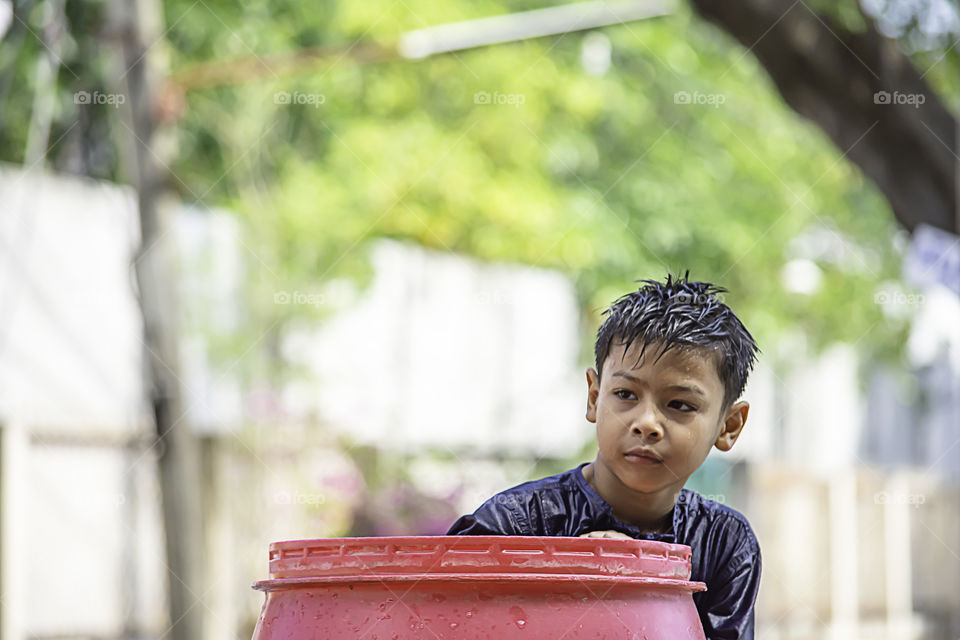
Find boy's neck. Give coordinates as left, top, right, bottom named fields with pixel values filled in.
left=583, top=460, right=680, bottom=534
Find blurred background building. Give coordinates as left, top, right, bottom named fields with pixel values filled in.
left=1, top=0, right=958, bottom=638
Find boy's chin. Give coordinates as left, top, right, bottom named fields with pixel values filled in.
left=615, top=468, right=673, bottom=495
left=622, top=480, right=670, bottom=495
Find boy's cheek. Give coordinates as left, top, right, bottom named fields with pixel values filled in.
left=597, top=405, right=621, bottom=424
left=672, top=428, right=700, bottom=448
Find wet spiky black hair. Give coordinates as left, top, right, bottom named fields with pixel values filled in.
left=594, top=273, right=759, bottom=408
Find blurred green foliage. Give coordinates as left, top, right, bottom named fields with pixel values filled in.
left=2, top=0, right=957, bottom=374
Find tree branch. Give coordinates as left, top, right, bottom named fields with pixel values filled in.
left=690, top=0, right=957, bottom=233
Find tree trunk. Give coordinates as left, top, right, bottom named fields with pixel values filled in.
left=689, top=0, right=957, bottom=234
left=113, top=0, right=205, bottom=638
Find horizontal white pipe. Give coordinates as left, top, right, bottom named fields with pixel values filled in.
left=398, top=0, right=676, bottom=59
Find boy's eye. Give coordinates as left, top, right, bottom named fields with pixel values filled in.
left=668, top=400, right=696, bottom=412
left=613, top=389, right=635, bottom=400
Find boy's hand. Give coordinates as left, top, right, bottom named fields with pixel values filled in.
left=578, top=530, right=633, bottom=539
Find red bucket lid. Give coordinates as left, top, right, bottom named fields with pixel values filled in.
left=255, top=536, right=706, bottom=592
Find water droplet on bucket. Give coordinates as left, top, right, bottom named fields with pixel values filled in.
left=510, top=606, right=528, bottom=630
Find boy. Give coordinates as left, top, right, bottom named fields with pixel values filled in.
left=447, top=274, right=761, bottom=640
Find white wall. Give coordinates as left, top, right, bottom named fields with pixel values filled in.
left=0, top=166, right=144, bottom=429
left=284, top=238, right=590, bottom=458
left=0, top=166, right=166, bottom=639
left=0, top=167, right=239, bottom=639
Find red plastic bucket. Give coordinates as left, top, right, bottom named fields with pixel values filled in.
left=251, top=536, right=707, bottom=639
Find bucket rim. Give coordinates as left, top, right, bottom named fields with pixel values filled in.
left=252, top=572, right=708, bottom=593
left=263, top=535, right=698, bottom=583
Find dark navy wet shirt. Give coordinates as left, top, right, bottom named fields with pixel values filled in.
left=446, top=462, right=761, bottom=640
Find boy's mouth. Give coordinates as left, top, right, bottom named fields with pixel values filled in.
left=624, top=447, right=663, bottom=464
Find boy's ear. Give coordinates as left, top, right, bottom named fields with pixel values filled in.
left=714, top=401, right=749, bottom=451
left=585, top=368, right=600, bottom=423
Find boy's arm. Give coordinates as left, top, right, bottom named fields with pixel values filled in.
left=446, top=493, right=530, bottom=536
left=698, top=538, right=762, bottom=640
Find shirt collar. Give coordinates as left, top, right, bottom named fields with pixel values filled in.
left=573, top=461, right=686, bottom=543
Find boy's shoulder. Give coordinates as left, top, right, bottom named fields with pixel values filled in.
left=678, top=489, right=754, bottom=527
left=503, top=469, right=754, bottom=531
left=678, top=489, right=760, bottom=559
left=485, top=465, right=585, bottom=517
left=497, top=465, right=582, bottom=496
left=450, top=463, right=760, bottom=554
left=447, top=464, right=595, bottom=537
left=493, top=466, right=759, bottom=541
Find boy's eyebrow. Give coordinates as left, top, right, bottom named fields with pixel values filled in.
left=665, top=384, right=707, bottom=398
left=612, top=372, right=707, bottom=398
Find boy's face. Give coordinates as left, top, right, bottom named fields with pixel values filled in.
left=585, top=340, right=749, bottom=495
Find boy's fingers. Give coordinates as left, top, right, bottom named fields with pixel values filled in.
left=578, top=530, right=632, bottom=539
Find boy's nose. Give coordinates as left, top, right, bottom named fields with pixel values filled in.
left=630, top=404, right=664, bottom=440
left=631, top=422, right=663, bottom=440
